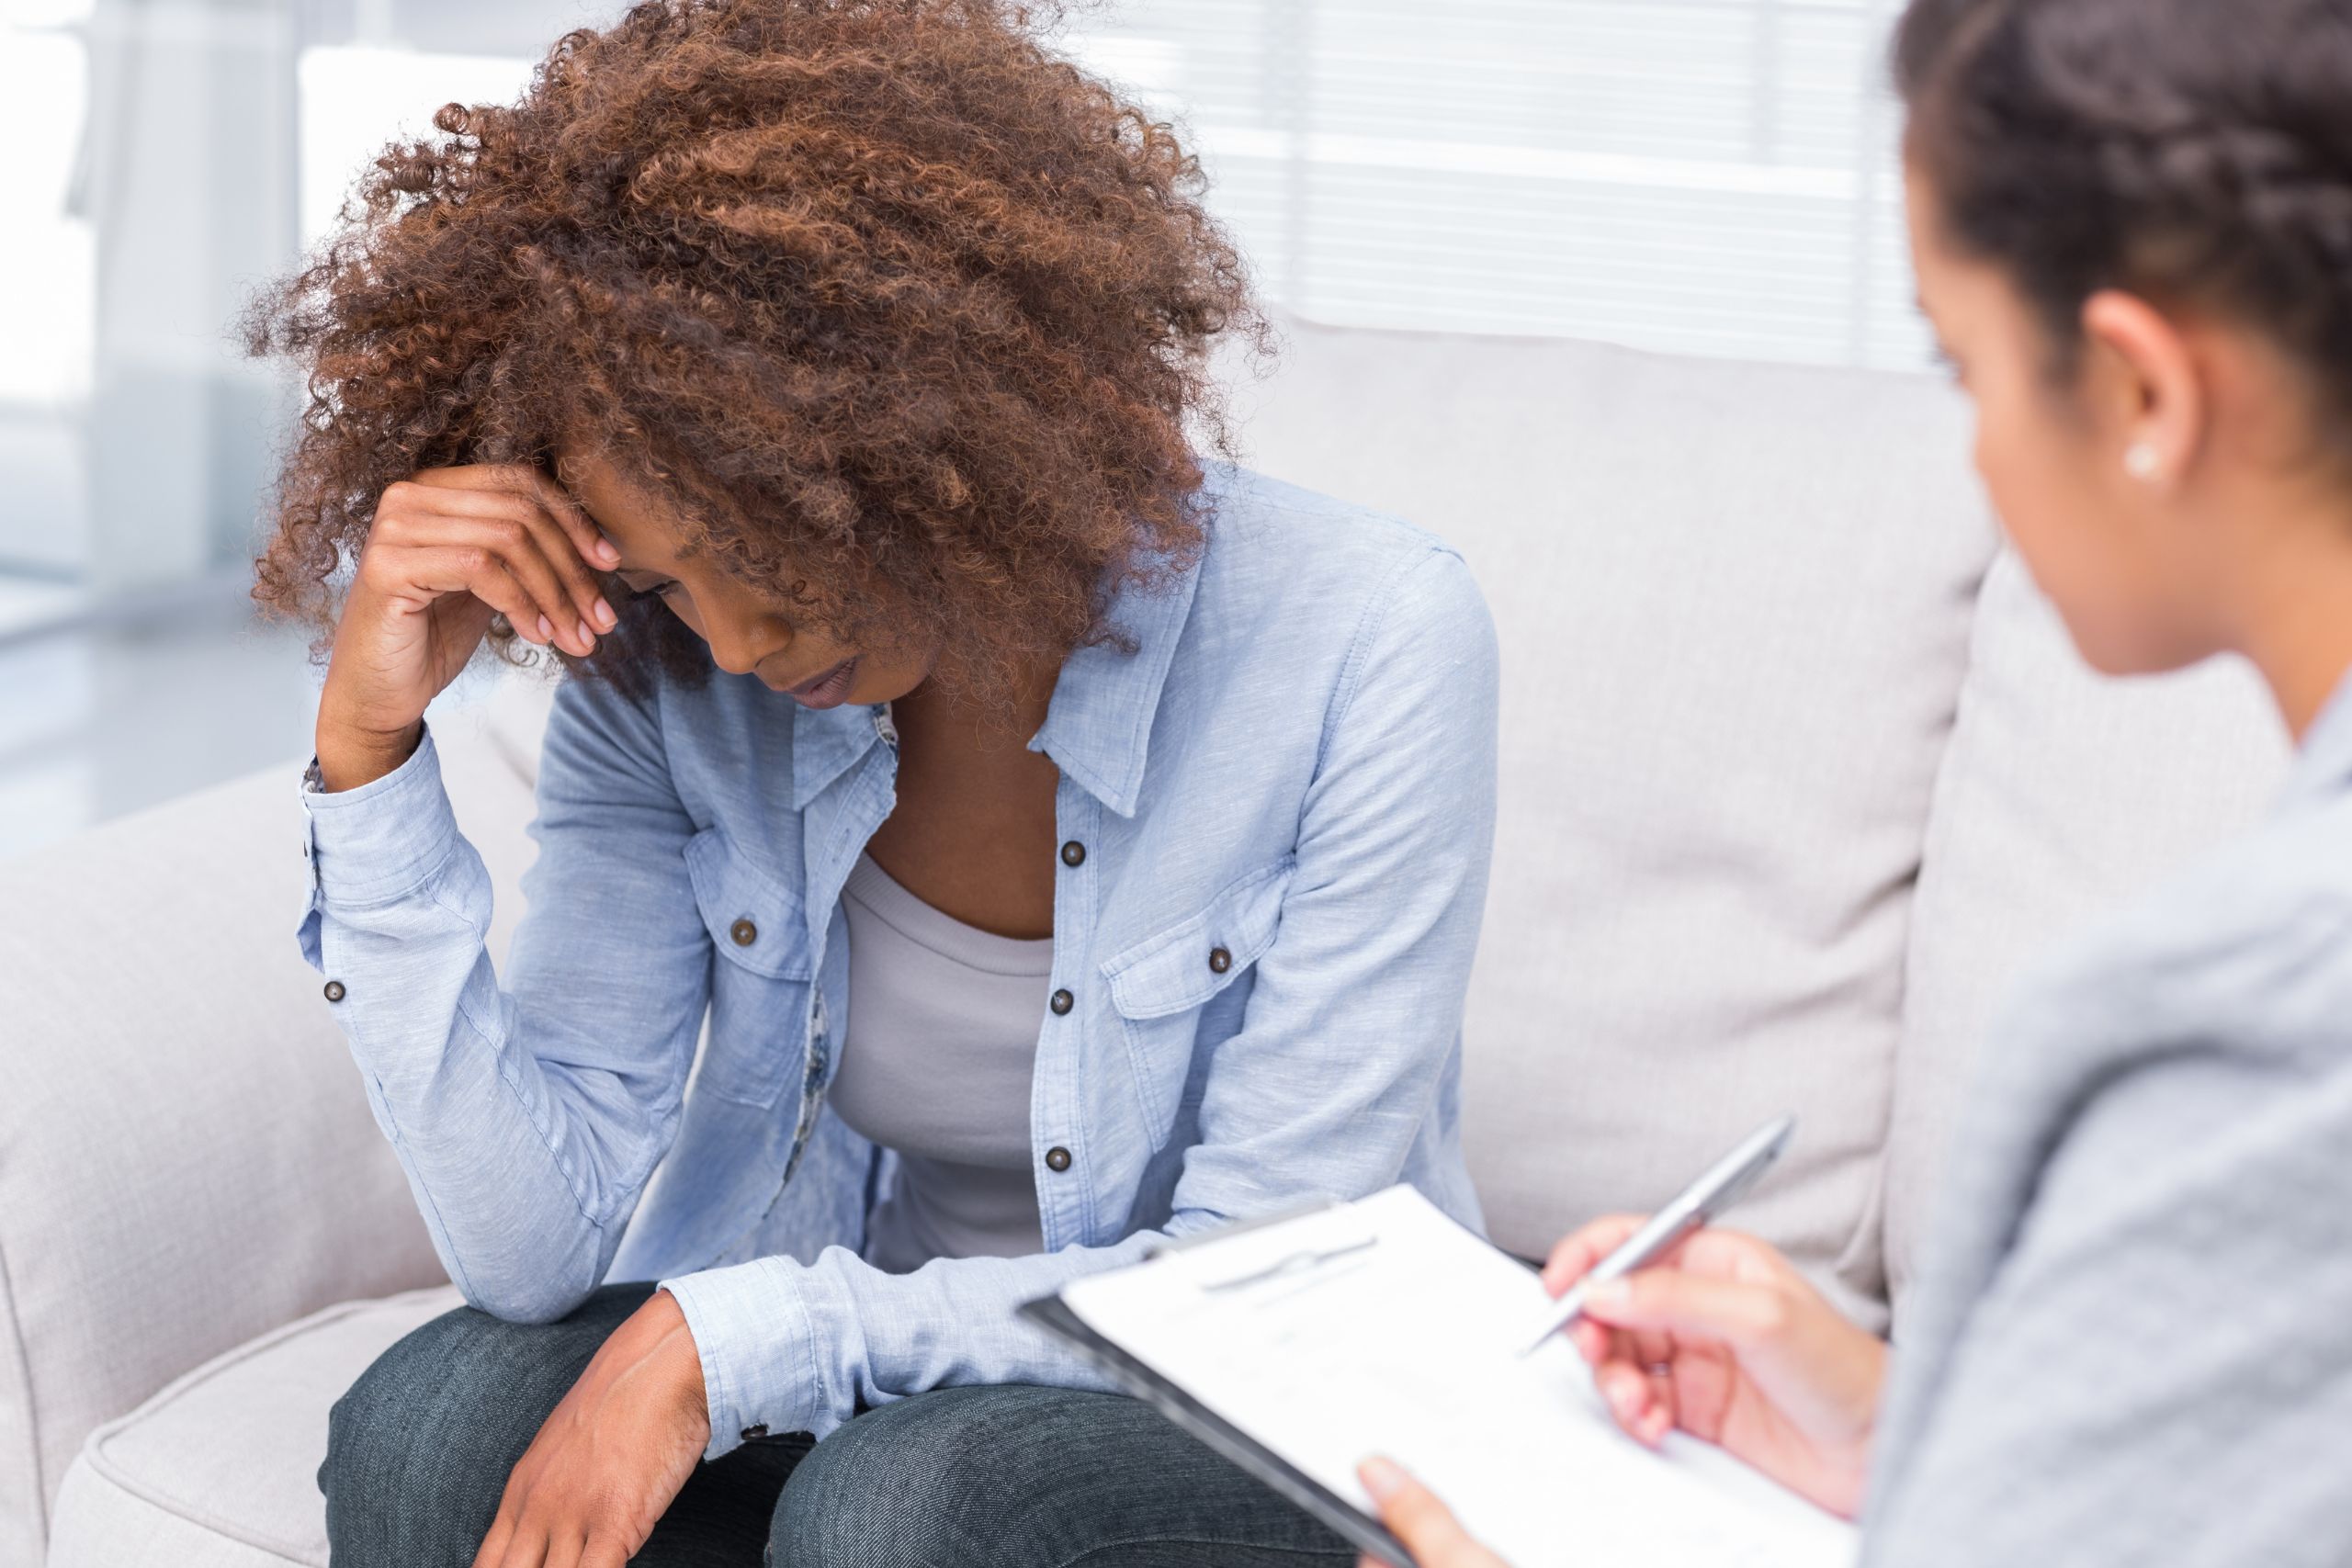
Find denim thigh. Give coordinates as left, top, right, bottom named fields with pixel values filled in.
left=320, top=1280, right=809, bottom=1568
left=770, top=1383, right=1354, bottom=1568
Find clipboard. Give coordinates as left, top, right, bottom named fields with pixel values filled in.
left=1017, top=1186, right=1859, bottom=1568
left=1017, top=1292, right=1414, bottom=1566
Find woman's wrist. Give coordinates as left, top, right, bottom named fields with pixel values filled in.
left=313, top=716, right=424, bottom=794
left=648, top=1289, right=713, bottom=1446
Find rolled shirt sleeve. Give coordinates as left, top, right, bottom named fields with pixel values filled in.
left=296, top=679, right=711, bottom=1324
left=298, top=727, right=465, bottom=964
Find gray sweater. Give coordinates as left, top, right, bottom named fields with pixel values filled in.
left=1863, top=673, right=2352, bottom=1566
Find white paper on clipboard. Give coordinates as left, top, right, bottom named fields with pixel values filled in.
left=1060, top=1185, right=1860, bottom=1568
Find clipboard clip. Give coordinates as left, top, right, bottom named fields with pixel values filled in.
left=1146, top=1198, right=1351, bottom=1258
left=1197, top=1234, right=1379, bottom=1293
left=1146, top=1198, right=1379, bottom=1294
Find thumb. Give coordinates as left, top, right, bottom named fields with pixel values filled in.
left=1359, top=1457, right=1505, bottom=1567
left=1581, top=1271, right=1785, bottom=1349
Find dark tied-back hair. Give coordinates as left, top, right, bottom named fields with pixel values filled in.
left=1896, top=0, right=2352, bottom=451
left=247, top=0, right=1263, bottom=700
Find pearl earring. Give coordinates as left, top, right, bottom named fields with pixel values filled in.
left=2124, top=443, right=2162, bottom=482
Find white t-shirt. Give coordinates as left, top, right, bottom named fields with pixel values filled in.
left=827, top=851, right=1053, bottom=1274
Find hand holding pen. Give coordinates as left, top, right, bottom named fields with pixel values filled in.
left=1355, top=1116, right=1888, bottom=1566
left=1519, top=1114, right=1799, bottom=1356
left=1524, top=1117, right=1885, bottom=1523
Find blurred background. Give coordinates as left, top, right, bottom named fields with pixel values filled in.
left=0, top=0, right=1925, bottom=861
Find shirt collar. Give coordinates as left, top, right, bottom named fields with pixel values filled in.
left=790, top=697, right=887, bottom=810
left=2275, top=661, right=2352, bottom=816
left=1029, top=547, right=1204, bottom=819
left=786, top=545, right=1205, bottom=818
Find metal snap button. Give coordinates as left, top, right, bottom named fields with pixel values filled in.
left=1208, top=946, right=1232, bottom=975
left=1060, top=840, right=1086, bottom=867
left=1050, top=988, right=1074, bottom=1016
left=1045, top=1146, right=1073, bottom=1173
left=729, top=918, right=757, bottom=947
left=322, top=980, right=346, bottom=1003
left=741, top=1424, right=768, bottom=1441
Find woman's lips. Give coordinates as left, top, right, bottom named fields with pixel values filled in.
left=778, top=655, right=858, bottom=708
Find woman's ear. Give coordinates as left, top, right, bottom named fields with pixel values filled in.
left=2079, top=288, right=2206, bottom=496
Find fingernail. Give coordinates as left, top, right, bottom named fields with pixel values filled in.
left=536, top=615, right=554, bottom=643
left=595, top=536, right=620, bottom=566
left=577, top=620, right=595, bottom=649
left=594, top=596, right=616, bottom=629
left=1359, top=1456, right=1407, bottom=1501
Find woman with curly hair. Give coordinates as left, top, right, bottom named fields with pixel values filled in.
left=257, top=2, right=1497, bottom=1563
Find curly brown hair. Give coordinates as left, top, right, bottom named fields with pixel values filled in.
left=247, top=0, right=1261, bottom=698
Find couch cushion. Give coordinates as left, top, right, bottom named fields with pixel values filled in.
left=1227, top=319, right=1997, bottom=1328
left=1885, top=550, right=2291, bottom=1312
left=0, top=715, right=533, bottom=1563
left=44, top=1287, right=461, bottom=1568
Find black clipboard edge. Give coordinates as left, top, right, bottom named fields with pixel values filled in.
left=1018, top=1293, right=1415, bottom=1568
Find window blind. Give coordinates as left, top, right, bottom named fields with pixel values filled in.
left=288, top=0, right=1929, bottom=370
left=1059, top=0, right=1930, bottom=372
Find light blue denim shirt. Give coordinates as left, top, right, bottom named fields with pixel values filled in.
left=296, top=463, right=1497, bottom=1458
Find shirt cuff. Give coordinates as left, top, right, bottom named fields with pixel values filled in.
left=660, top=1257, right=822, bottom=1460
left=298, top=723, right=462, bottom=908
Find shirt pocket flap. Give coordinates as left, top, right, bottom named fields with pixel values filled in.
left=684, top=828, right=814, bottom=981
left=1101, top=856, right=1296, bottom=1020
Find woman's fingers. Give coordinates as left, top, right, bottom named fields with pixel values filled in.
left=1580, top=1270, right=1789, bottom=1352
left=469, top=1506, right=516, bottom=1568
left=490, top=1506, right=559, bottom=1568
left=501, top=486, right=617, bottom=636
left=400, top=470, right=616, bottom=640
left=1540, top=1214, right=1645, bottom=1294
left=484, top=1513, right=547, bottom=1568
left=367, top=488, right=569, bottom=638
left=1596, top=1358, right=1665, bottom=1443
left=577, top=1532, right=634, bottom=1568
left=1630, top=1323, right=1683, bottom=1437
left=515, top=467, right=622, bottom=573
left=1625, top=1320, right=1679, bottom=1380
left=538, top=1529, right=587, bottom=1568
left=391, top=545, right=557, bottom=650
left=1359, top=1458, right=1508, bottom=1568
left=386, top=527, right=588, bottom=654
left=399, top=494, right=609, bottom=648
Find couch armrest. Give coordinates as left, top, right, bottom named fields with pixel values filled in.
left=0, top=710, right=541, bottom=1565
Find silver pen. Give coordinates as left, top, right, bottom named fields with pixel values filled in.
left=1517, top=1112, right=1796, bottom=1357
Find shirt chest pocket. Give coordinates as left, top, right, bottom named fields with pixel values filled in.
left=1099, top=855, right=1296, bottom=1145
left=685, top=828, right=817, bottom=1110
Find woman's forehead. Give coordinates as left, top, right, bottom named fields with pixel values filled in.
left=557, top=446, right=701, bottom=569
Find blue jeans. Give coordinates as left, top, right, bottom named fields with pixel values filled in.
left=321, top=1281, right=1354, bottom=1566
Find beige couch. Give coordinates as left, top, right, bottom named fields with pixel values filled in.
left=0, top=321, right=2292, bottom=1565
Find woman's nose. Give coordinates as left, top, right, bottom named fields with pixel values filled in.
left=702, top=612, right=781, bottom=677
